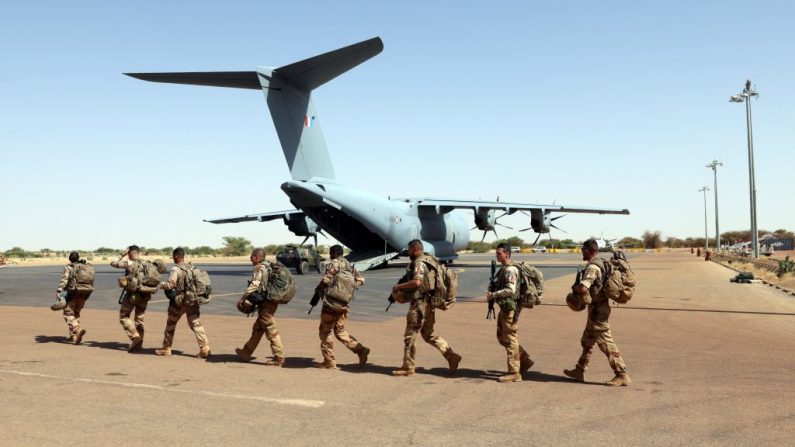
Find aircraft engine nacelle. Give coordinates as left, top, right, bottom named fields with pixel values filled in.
left=473, top=209, right=496, bottom=231
left=284, top=214, right=318, bottom=237
left=530, top=209, right=551, bottom=234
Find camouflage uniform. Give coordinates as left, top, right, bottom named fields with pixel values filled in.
left=57, top=263, right=91, bottom=339
left=317, top=258, right=368, bottom=365
left=239, top=262, right=284, bottom=360
left=492, top=261, right=533, bottom=374
left=112, top=259, right=152, bottom=343
left=575, top=259, right=627, bottom=374
left=400, top=256, right=458, bottom=371
left=159, top=263, right=209, bottom=353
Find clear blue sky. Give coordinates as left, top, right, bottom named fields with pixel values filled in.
left=2, top=1, right=793, bottom=251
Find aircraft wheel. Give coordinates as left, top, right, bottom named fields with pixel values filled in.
left=298, top=261, right=309, bottom=275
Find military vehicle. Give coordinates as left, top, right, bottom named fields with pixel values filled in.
left=128, top=37, right=629, bottom=271
left=276, top=245, right=324, bottom=274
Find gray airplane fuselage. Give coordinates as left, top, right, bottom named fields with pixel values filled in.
left=282, top=180, right=469, bottom=259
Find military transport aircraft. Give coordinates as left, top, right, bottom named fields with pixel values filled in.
left=127, top=37, right=629, bottom=270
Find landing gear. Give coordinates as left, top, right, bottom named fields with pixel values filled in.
left=297, top=260, right=309, bottom=275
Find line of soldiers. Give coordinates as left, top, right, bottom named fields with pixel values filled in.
left=53, top=239, right=630, bottom=386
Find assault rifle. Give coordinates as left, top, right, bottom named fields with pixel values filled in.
left=308, top=289, right=321, bottom=314
left=486, top=260, right=497, bottom=320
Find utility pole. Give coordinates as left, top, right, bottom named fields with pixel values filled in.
left=706, top=160, right=723, bottom=251
left=699, top=186, right=710, bottom=252
left=730, top=80, right=760, bottom=258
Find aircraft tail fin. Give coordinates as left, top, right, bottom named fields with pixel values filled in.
left=126, top=37, right=383, bottom=181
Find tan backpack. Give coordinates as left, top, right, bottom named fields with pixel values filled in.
left=595, top=252, right=636, bottom=304
left=67, top=262, right=95, bottom=293
left=179, top=263, right=213, bottom=305
left=125, top=260, right=164, bottom=293
left=515, top=262, right=544, bottom=308
left=260, top=262, right=296, bottom=304
left=326, top=259, right=357, bottom=303
left=417, top=254, right=457, bottom=310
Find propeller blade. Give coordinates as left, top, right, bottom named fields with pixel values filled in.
left=496, top=223, right=513, bottom=230
left=471, top=226, right=478, bottom=231
left=533, top=233, right=542, bottom=245
left=492, top=229, right=499, bottom=239
left=551, top=224, right=568, bottom=234
left=481, top=231, right=487, bottom=243
left=551, top=214, right=567, bottom=222
left=496, top=212, right=508, bottom=220
left=300, top=236, right=310, bottom=246
left=313, top=234, right=318, bottom=248
left=519, top=227, right=533, bottom=232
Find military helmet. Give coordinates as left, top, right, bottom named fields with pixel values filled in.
left=566, top=292, right=586, bottom=312
left=237, top=298, right=254, bottom=314
left=50, top=297, right=67, bottom=311
left=153, top=259, right=168, bottom=274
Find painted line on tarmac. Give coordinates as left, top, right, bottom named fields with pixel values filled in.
left=0, top=369, right=325, bottom=408
left=150, top=292, right=239, bottom=305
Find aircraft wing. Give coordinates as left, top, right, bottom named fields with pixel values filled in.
left=204, top=210, right=303, bottom=224
left=414, top=199, right=629, bottom=215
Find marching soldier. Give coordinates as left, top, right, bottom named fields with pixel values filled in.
left=54, top=252, right=92, bottom=344
left=154, top=247, right=210, bottom=358
left=235, top=248, right=285, bottom=366
left=391, top=239, right=462, bottom=377
left=564, top=239, right=631, bottom=386
left=313, top=245, right=369, bottom=369
left=486, top=243, right=534, bottom=383
left=110, top=245, right=151, bottom=353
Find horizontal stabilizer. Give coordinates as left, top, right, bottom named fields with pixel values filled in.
left=204, top=210, right=303, bottom=224
left=125, top=71, right=260, bottom=90
left=276, top=37, right=383, bottom=91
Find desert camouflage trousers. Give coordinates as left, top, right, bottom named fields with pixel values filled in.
left=63, top=292, right=90, bottom=336
left=497, top=308, right=532, bottom=374
left=160, top=301, right=209, bottom=349
left=241, top=300, right=283, bottom=358
left=119, top=292, right=151, bottom=341
left=402, top=300, right=451, bottom=370
left=319, top=305, right=365, bottom=363
left=577, top=302, right=627, bottom=373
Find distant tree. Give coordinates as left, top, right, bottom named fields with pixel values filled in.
left=491, top=236, right=525, bottom=249
left=467, top=241, right=492, bottom=253
left=642, top=231, right=663, bottom=249
left=665, top=237, right=684, bottom=248
left=190, top=246, right=217, bottom=256
left=618, top=237, right=643, bottom=248
left=95, top=247, right=118, bottom=255
left=222, top=237, right=253, bottom=256
left=4, top=247, right=32, bottom=258
left=773, top=228, right=795, bottom=238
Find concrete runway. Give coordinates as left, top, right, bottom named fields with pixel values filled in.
left=1, top=251, right=793, bottom=445
left=0, top=253, right=587, bottom=322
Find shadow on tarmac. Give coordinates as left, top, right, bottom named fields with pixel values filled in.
left=542, top=303, right=795, bottom=316
left=34, top=335, right=72, bottom=344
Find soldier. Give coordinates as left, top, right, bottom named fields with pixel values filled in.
left=486, top=243, right=534, bottom=383
left=314, top=244, right=369, bottom=369
left=391, top=239, right=462, bottom=377
left=54, top=252, right=90, bottom=344
left=154, top=247, right=210, bottom=358
left=564, top=239, right=631, bottom=386
left=235, top=248, right=285, bottom=366
left=111, top=245, right=151, bottom=353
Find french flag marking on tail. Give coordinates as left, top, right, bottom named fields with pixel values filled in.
left=304, top=115, right=316, bottom=128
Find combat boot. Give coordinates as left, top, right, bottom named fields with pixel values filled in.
left=198, top=347, right=211, bottom=359
left=67, top=334, right=76, bottom=343
left=605, top=372, right=631, bottom=387
left=235, top=348, right=252, bottom=362
left=497, top=373, right=522, bottom=383
left=154, top=347, right=172, bottom=356
left=392, top=368, right=415, bottom=377
left=563, top=366, right=585, bottom=382
left=520, top=358, right=535, bottom=374
left=128, top=335, right=143, bottom=353
left=356, top=346, right=370, bottom=366
left=445, top=350, right=462, bottom=374
left=264, top=356, right=285, bottom=367
left=74, top=329, right=86, bottom=345
left=313, top=360, right=338, bottom=369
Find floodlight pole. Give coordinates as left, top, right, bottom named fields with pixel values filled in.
left=706, top=160, right=723, bottom=251
left=699, top=186, right=710, bottom=252
left=730, top=80, right=760, bottom=258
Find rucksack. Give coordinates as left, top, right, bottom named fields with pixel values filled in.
left=125, top=260, right=164, bottom=293
left=418, top=255, right=457, bottom=310
left=260, top=262, right=296, bottom=304
left=67, top=262, right=95, bottom=293
left=515, top=262, right=544, bottom=309
left=594, top=252, right=635, bottom=304
left=179, top=263, right=213, bottom=305
left=326, top=259, right=357, bottom=303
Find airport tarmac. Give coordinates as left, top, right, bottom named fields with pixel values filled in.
left=1, top=251, right=793, bottom=445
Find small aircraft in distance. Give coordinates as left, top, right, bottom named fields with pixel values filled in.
left=127, top=37, right=629, bottom=270
left=593, top=232, right=618, bottom=250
